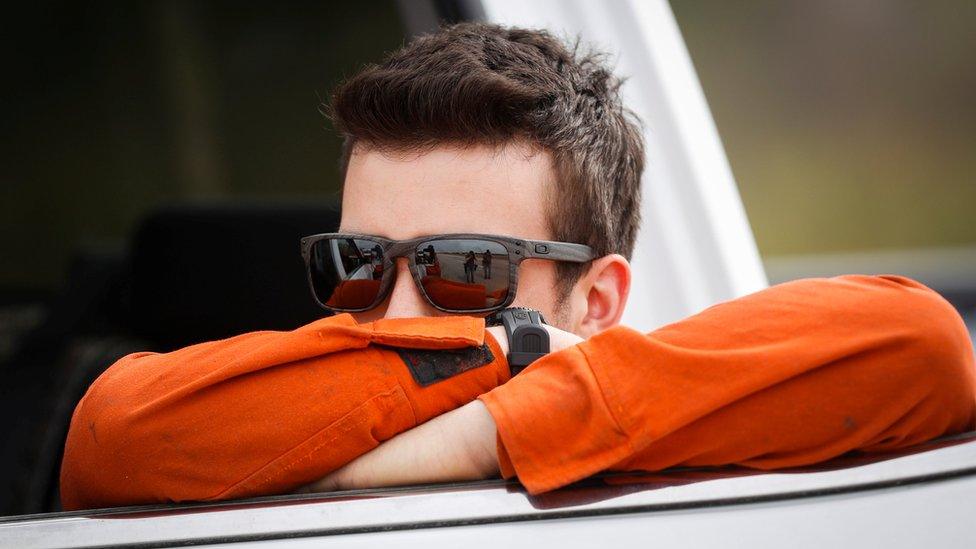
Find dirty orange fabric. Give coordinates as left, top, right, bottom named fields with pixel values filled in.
left=60, top=275, right=976, bottom=509
left=479, top=275, right=976, bottom=493
left=60, top=315, right=510, bottom=510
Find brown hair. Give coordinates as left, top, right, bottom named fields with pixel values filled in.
left=327, top=22, right=644, bottom=299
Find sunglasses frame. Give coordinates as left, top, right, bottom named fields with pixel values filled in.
left=300, top=232, right=596, bottom=314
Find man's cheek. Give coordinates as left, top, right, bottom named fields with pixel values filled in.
left=511, top=265, right=562, bottom=318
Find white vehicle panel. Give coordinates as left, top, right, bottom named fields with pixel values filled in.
left=4, top=434, right=974, bottom=549
left=480, top=0, right=769, bottom=331
left=201, top=476, right=976, bottom=549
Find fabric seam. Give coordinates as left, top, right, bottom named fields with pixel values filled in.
left=579, top=341, right=638, bottom=445
left=209, top=386, right=407, bottom=500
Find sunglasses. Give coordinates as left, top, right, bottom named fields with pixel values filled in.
left=300, top=233, right=596, bottom=314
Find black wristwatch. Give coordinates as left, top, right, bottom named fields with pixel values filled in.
left=485, top=307, right=550, bottom=376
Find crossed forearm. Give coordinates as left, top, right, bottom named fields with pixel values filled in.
left=298, top=400, right=500, bottom=492
left=300, top=326, right=508, bottom=492
left=298, top=324, right=583, bottom=492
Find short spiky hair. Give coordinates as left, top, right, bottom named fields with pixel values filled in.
left=328, top=22, right=644, bottom=298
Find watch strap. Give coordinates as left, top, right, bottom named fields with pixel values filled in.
left=486, top=307, right=550, bottom=375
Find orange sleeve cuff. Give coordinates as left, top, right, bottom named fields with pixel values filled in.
left=479, top=337, right=635, bottom=494
left=495, top=432, right=517, bottom=479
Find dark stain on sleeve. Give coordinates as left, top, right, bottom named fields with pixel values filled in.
left=394, top=344, right=495, bottom=387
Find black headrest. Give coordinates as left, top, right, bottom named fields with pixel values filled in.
left=130, top=202, right=339, bottom=351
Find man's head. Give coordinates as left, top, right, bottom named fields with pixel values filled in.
left=328, top=23, right=644, bottom=337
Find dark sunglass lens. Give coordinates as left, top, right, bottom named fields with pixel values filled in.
left=309, top=238, right=386, bottom=309
left=415, top=239, right=509, bottom=311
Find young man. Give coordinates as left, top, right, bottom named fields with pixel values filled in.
left=60, top=23, right=975, bottom=510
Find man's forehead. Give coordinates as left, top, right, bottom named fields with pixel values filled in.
left=339, top=143, right=554, bottom=241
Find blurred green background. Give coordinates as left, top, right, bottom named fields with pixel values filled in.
left=671, top=0, right=976, bottom=257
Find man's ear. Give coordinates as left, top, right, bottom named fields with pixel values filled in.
left=574, top=254, right=631, bottom=339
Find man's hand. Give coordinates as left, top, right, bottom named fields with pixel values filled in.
left=296, top=323, right=583, bottom=493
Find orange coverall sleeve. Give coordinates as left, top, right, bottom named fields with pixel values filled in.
left=60, top=314, right=510, bottom=510
left=479, top=275, right=976, bottom=494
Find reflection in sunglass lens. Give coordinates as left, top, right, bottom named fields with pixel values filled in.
left=415, top=239, right=509, bottom=311
left=309, top=238, right=386, bottom=310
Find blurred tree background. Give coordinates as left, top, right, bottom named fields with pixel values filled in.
left=671, top=0, right=975, bottom=260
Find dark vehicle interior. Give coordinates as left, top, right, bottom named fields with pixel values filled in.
left=0, top=203, right=340, bottom=514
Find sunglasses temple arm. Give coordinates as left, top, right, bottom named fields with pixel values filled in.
left=522, top=240, right=596, bottom=262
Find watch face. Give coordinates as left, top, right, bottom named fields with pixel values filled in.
left=487, top=307, right=546, bottom=327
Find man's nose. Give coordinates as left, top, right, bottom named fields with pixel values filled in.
left=383, top=258, right=438, bottom=319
